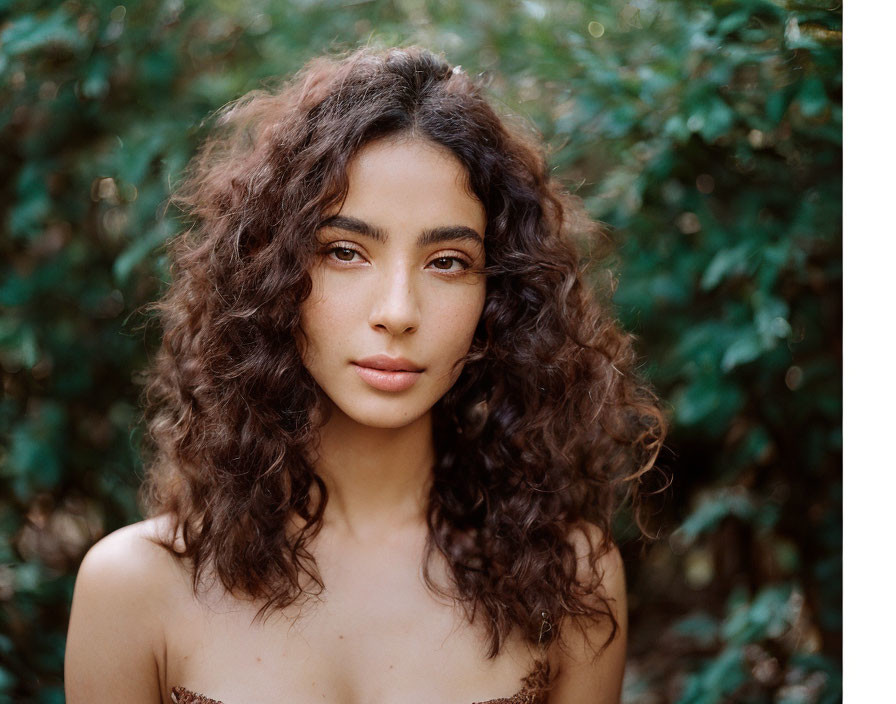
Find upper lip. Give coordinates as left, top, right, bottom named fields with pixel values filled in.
left=354, top=355, right=424, bottom=372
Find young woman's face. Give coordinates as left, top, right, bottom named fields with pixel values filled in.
left=299, top=136, right=487, bottom=429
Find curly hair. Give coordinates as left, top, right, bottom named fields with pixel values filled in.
left=139, top=44, right=666, bottom=659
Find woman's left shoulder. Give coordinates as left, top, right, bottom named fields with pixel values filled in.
left=546, top=521, right=627, bottom=704
left=565, top=521, right=625, bottom=590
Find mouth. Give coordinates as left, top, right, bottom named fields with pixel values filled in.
left=353, top=355, right=425, bottom=373
left=351, top=363, right=422, bottom=392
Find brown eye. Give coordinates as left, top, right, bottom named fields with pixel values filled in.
left=428, top=256, right=469, bottom=273
left=333, top=248, right=355, bottom=262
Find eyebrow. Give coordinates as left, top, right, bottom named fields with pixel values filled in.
left=318, top=214, right=484, bottom=248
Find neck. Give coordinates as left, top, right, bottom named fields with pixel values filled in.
left=310, top=405, right=435, bottom=541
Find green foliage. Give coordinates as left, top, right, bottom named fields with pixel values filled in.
left=0, top=0, right=840, bottom=701
left=677, top=646, right=748, bottom=704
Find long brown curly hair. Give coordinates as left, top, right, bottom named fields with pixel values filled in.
left=139, top=44, right=666, bottom=658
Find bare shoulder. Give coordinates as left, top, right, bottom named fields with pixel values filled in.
left=546, top=521, right=627, bottom=704
left=65, top=514, right=186, bottom=704
left=84, top=513, right=180, bottom=566
left=566, top=521, right=625, bottom=593
left=73, top=514, right=189, bottom=604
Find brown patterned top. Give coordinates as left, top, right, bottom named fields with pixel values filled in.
left=170, top=657, right=551, bottom=704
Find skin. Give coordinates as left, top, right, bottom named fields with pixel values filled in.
left=65, top=136, right=627, bottom=703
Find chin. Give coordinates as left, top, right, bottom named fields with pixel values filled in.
left=360, top=414, right=425, bottom=430
left=329, top=398, right=433, bottom=430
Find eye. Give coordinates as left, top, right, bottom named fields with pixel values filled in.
left=332, top=247, right=357, bottom=262
left=428, top=256, right=470, bottom=273
left=322, top=244, right=364, bottom=263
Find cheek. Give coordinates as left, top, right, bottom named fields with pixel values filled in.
left=299, top=271, right=351, bottom=357
left=297, top=300, right=335, bottom=368
left=435, top=286, right=485, bottom=353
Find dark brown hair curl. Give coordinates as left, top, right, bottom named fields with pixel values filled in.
left=139, top=44, right=666, bottom=659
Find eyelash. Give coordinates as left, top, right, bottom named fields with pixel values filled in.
left=320, top=243, right=473, bottom=274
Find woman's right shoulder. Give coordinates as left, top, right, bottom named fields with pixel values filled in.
left=76, top=513, right=188, bottom=593
left=69, top=514, right=192, bottom=634
left=65, top=514, right=188, bottom=703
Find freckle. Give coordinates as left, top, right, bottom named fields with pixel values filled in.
left=338, top=634, right=344, bottom=639
left=389, top=664, right=394, bottom=670
left=256, top=656, right=262, bottom=662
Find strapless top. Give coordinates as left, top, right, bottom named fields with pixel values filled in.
left=170, top=658, right=551, bottom=704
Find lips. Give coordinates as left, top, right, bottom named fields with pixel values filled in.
left=353, top=355, right=424, bottom=372
left=352, top=355, right=424, bottom=392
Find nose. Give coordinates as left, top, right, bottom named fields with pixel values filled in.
left=368, top=264, right=420, bottom=336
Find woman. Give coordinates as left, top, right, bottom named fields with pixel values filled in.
left=65, top=46, right=665, bottom=703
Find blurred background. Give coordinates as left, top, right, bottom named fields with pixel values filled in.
left=0, top=0, right=841, bottom=702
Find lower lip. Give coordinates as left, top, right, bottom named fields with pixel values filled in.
left=352, top=364, right=422, bottom=392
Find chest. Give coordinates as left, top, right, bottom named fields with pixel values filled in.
left=163, top=540, right=537, bottom=704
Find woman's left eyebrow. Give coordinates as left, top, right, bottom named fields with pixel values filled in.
left=319, top=214, right=483, bottom=248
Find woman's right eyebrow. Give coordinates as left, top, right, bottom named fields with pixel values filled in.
left=319, top=215, right=387, bottom=242
left=319, top=214, right=483, bottom=248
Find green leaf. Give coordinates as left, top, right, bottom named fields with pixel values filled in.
left=766, top=85, right=797, bottom=124
left=721, top=331, right=763, bottom=372
left=722, top=583, right=796, bottom=644
left=673, top=489, right=756, bottom=546
left=676, top=646, right=747, bottom=704
left=0, top=665, right=14, bottom=692
left=113, top=218, right=175, bottom=285
left=716, top=11, right=751, bottom=37
left=663, top=114, right=691, bottom=143
left=81, top=54, right=111, bottom=99
left=118, top=130, right=169, bottom=187
left=671, top=612, right=719, bottom=648
left=798, top=76, right=828, bottom=117
left=672, top=376, right=744, bottom=429
left=0, top=8, right=85, bottom=56
left=4, top=402, right=66, bottom=498
left=701, top=243, right=752, bottom=291
left=753, top=293, right=791, bottom=347
left=8, top=162, right=52, bottom=241
left=698, top=98, right=736, bottom=142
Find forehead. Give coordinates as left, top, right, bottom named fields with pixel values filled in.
left=334, top=136, right=486, bottom=236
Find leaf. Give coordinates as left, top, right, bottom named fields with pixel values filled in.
left=81, top=54, right=111, bottom=99
left=701, top=243, right=752, bottom=290
left=671, top=322, right=731, bottom=369
left=648, top=273, right=689, bottom=305
left=722, top=583, right=796, bottom=644
left=672, top=489, right=757, bottom=546
left=0, top=665, right=14, bottom=692
left=671, top=375, right=745, bottom=430
left=0, top=273, right=33, bottom=307
left=4, top=402, right=66, bottom=498
left=671, top=612, right=719, bottom=648
left=698, top=97, right=735, bottom=142
left=0, top=8, right=85, bottom=56
left=720, top=331, right=763, bottom=372
left=117, top=130, right=169, bottom=187
left=766, top=85, right=797, bottom=124
left=675, top=646, right=747, bottom=704
left=753, top=294, right=791, bottom=347
left=663, top=114, right=691, bottom=143
left=8, top=162, right=52, bottom=241
left=798, top=76, right=828, bottom=117
left=716, top=10, right=751, bottom=37
left=113, top=218, right=175, bottom=285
